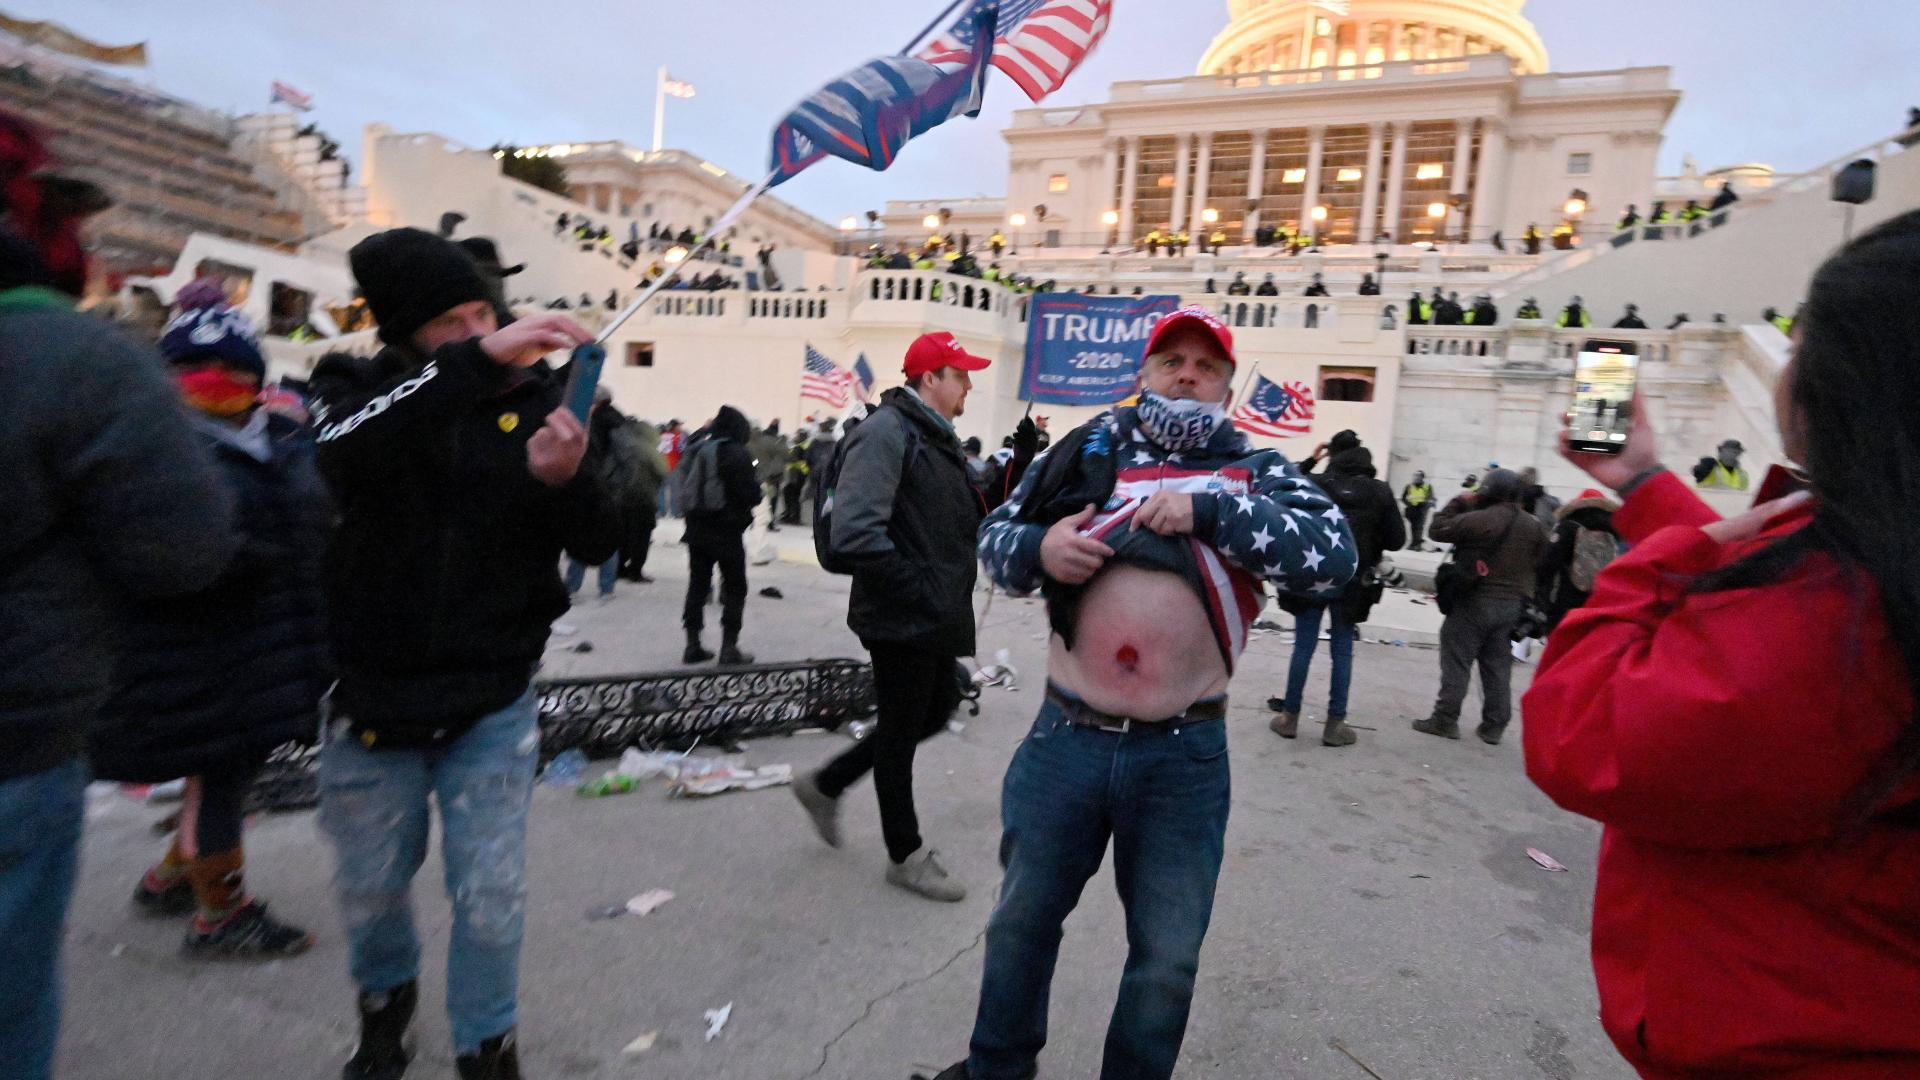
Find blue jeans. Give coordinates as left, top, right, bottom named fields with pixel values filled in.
left=0, top=758, right=87, bottom=1080
left=318, top=689, right=539, bottom=1054
left=565, top=554, right=618, bottom=597
left=1280, top=602, right=1356, bottom=720
left=968, top=699, right=1231, bottom=1080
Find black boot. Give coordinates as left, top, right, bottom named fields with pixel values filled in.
left=718, top=639, right=754, bottom=666
left=456, top=1030, right=522, bottom=1080
left=683, top=635, right=714, bottom=664
left=342, top=981, right=416, bottom=1080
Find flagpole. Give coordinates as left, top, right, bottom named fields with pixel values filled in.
left=594, top=170, right=775, bottom=346
left=901, top=0, right=973, bottom=54
left=1229, top=360, right=1263, bottom=413
left=652, top=66, right=666, bottom=153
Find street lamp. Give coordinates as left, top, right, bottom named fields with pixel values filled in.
left=1101, top=209, right=1120, bottom=253
left=665, top=244, right=689, bottom=265
left=1309, top=203, right=1329, bottom=247
left=1009, top=211, right=1027, bottom=255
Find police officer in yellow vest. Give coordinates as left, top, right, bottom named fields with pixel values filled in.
left=1692, top=439, right=1751, bottom=490
left=1401, top=470, right=1435, bottom=550
left=1556, top=295, right=1593, bottom=328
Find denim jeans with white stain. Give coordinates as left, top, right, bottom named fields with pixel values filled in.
left=318, top=687, right=539, bottom=1054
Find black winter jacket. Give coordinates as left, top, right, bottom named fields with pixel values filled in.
left=90, top=414, right=334, bottom=781
left=0, top=297, right=240, bottom=780
left=1289, top=447, right=1405, bottom=621
left=682, top=406, right=763, bottom=544
left=310, top=340, right=619, bottom=747
left=829, top=389, right=982, bottom=656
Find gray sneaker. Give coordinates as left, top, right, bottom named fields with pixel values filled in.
left=791, top=772, right=842, bottom=848
left=886, top=849, right=967, bottom=902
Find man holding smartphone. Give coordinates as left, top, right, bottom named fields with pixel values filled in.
left=310, top=227, right=618, bottom=1080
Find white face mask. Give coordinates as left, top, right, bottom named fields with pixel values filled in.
left=1134, top=390, right=1229, bottom=452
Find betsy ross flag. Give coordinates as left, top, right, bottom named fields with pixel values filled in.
left=1232, top=375, right=1316, bottom=437
left=919, top=0, right=1114, bottom=102
left=852, top=354, right=876, bottom=402
left=769, top=5, right=997, bottom=186
left=802, top=345, right=857, bottom=408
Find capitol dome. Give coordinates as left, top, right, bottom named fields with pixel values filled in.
left=1197, top=0, right=1549, bottom=77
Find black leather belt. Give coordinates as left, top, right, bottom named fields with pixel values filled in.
left=1045, top=683, right=1227, bottom=734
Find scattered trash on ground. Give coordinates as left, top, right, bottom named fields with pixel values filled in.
left=847, top=719, right=876, bottom=741
left=1410, top=873, right=1432, bottom=880
left=577, top=772, right=638, bottom=798
left=758, top=586, right=784, bottom=599
left=1329, top=1037, right=1387, bottom=1080
left=1251, top=619, right=1287, bottom=633
left=622, top=1031, right=659, bottom=1056
left=674, top=761, right=792, bottom=798
left=542, top=749, right=587, bottom=788
left=569, top=641, right=594, bottom=654
left=703, top=1002, right=733, bottom=1041
left=972, top=649, right=1019, bottom=692
left=551, top=621, right=578, bottom=636
left=586, top=904, right=627, bottom=921
left=624, top=889, right=675, bottom=917
left=1526, top=848, right=1570, bottom=872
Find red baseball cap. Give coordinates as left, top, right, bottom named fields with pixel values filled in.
left=1145, top=306, right=1236, bottom=367
left=903, top=332, right=993, bottom=379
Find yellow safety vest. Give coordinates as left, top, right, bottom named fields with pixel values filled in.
left=1404, top=483, right=1432, bottom=507
left=1697, top=463, right=1750, bottom=491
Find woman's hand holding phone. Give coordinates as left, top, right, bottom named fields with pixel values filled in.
left=1561, top=390, right=1660, bottom=492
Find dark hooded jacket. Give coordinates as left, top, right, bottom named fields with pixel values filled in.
left=682, top=405, right=762, bottom=543
left=309, top=340, right=619, bottom=746
left=1286, top=446, right=1404, bottom=622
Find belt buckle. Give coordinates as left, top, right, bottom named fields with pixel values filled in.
left=1090, top=711, right=1132, bottom=734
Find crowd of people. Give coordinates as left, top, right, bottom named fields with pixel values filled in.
left=6, top=100, right=1920, bottom=1080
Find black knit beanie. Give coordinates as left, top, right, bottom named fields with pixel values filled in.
left=349, top=227, right=493, bottom=347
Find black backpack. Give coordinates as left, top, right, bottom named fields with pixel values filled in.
left=813, top=408, right=919, bottom=575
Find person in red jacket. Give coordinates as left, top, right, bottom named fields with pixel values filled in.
left=1523, top=210, right=1920, bottom=1079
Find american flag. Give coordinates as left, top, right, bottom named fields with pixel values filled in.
left=919, top=0, right=1114, bottom=102
left=269, top=80, right=313, bottom=111
left=802, top=345, right=856, bottom=408
left=1231, top=374, right=1316, bottom=438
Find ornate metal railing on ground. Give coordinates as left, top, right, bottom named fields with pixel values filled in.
left=241, top=658, right=878, bottom=814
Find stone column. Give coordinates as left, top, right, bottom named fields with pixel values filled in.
left=1188, top=133, right=1214, bottom=235
left=1170, top=132, right=1192, bottom=233
left=1448, top=118, right=1474, bottom=240
left=1301, top=125, right=1326, bottom=241
left=1382, top=122, right=1409, bottom=241
left=1244, top=129, right=1269, bottom=241
left=1359, top=122, right=1385, bottom=242
left=1117, top=135, right=1140, bottom=244
left=1102, top=138, right=1121, bottom=229
left=1469, top=118, right=1507, bottom=243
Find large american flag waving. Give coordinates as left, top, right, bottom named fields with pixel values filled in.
left=1232, top=374, right=1317, bottom=438
left=801, top=345, right=857, bottom=408
left=919, top=0, right=1114, bottom=102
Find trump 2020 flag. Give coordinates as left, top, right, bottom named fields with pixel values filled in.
left=767, top=4, right=998, bottom=187
left=852, top=354, right=876, bottom=402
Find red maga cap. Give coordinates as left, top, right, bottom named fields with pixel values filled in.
left=903, top=331, right=992, bottom=379
left=1144, top=306, right=1236, bottom=366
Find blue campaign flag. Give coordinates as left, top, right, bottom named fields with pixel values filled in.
left=767, top=4, right=999, bottom=187
left=1021, top=293, right=1181, bottom=406
left=852, top=354, right=876, bottom=401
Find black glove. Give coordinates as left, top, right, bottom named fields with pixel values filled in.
left=1013, top=417, right=1039, bottom=459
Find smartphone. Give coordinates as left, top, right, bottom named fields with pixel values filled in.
left=561, top=343, right=606, bottom=423
left=1753, top=463, right=1810, bottom=506
left=1567, top=339, right=1639, bottom=455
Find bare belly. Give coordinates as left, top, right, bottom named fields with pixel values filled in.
left=1049, top=562, right=1230, bottom=721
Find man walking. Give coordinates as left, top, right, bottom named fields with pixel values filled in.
left=781, top=425, right=812, bottom=525
left=310, top=227, right=618, bottom=1080
left=922, top=308, right=1356, bottom=1080
left=1, top=113, right=240, bottom=1080
left=1412, top=469, right=1549, bottom=746
left=793, top=332, right=990, bottom=901
left=1401, top=469, right=1434, bottom=550
left=679, top=405, right=762, bottom=665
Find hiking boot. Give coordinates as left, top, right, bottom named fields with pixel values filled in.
left=791, top=772, right=842, bottom=848
left=132, top=873, right=195, bottom=917
left=455, top=1031, right=522, bottom=1080
left=1475, top=723, right=1505, bottom=746
left=717, top=644, right=754, bottom=666
left=1411, top=716, right=1461, bottom=740
left=343, top=980, right=416, bottom=1080
left=913, top=1064, right=972, bottom=1080
left=683, top=640, right=715, bottom=664
left=182, top=900, right=315, bottom=959
left=886, top=849, right=967, bottom=902
left=1268, top=709, right=1299, bottom=738
left=1322, top=718, right=1358, bottom=747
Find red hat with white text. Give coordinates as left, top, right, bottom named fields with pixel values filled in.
left=903, top=331, right=993, bottom=379
left=1145, top=305, right=1236, bottom=367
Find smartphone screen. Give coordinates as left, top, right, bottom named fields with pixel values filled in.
left=1568, top=340, right=1639, bottom=455
left=562, top=344, right=606, bottom=423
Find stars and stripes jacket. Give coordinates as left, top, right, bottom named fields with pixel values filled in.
left=978, top=407, right=1357, bottom=670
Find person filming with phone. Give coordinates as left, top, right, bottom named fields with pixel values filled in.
left=1523, top=210, right=1920, bottom=1078
left=308, top=227, right=619, bottom=1079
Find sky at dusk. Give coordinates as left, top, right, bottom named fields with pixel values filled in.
left=43, top=1, right=1920, bottom=225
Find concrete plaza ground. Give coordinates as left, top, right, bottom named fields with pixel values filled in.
left=58, top=523, right=1622, bottom=1080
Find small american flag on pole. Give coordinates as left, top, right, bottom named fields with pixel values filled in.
left=801, top=345, right=857, bottom=408
left=852, top=354, right=876, bottom=403
left=919, top=0, right=1114, bottom=102
left=1231, top=374, right=1317, bottom=438
left=270, top=80, right=313, bottom=111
